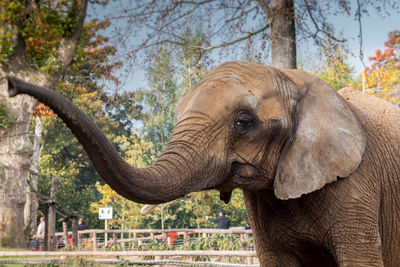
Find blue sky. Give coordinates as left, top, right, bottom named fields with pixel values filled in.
left=313, top=7, right=399, bottom=74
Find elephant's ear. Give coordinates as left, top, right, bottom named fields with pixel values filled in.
left=274, top=70, right=366, bottom=200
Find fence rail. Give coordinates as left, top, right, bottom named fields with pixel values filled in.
left=0, top=250, right=258, bottom=266
left=0, top=250, right=256, bottom=257
left=56, top=228, right=252, bottom=235
left=0, top=259, right=258, bottom=267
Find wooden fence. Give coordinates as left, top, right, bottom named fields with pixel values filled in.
left=0, top=250, right=258, bottom=266
left=0, top=250, right=256, bottom=257
left=52, top=228, right=253, bottom=251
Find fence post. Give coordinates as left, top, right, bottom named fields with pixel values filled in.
left=62, top=221, right=69, bottom=248
left=43, top=210, right=49, bottom=251
left=71, top=217, right=78, bottom=248
left=104, top=219, right=108, bottom=247
left=155, top=255, right=163, bottom=267
left=92, top=232, right=97, bottom=251
left=113, top=233, right=117, bottom=246
left=183, top=231, right=189, bottom=241
left=150, top=232, right=155, bottom=241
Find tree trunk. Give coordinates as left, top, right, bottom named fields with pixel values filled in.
left=24, top=116, right=42, bottom=237
left=267, top=0, right=297, bottom=69
left=47, top=176, right=58, bottom=251
left=44, top=210, right=49, bottom=251
left=0, top=71, right=37, bottom=248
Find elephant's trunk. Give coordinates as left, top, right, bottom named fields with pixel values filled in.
left=8, top=77, right=210, bottom=204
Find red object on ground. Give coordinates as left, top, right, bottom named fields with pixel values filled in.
left=167, top=232, right=179, bottom=247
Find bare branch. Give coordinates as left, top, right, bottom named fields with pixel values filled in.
left=195, top=23, right=270, bottom=51
left=224, top=6, right=258, bottom=25
left=356, top=0, right=366, bottom=68
left=107, top=0, right=217, bottom=20
left=256, top=0, right=272, bottom=18
left=126, top=22, right=269, bottom=54
left=173, top=0, right=217, bottom=5
left=27, top=177, right=81, bottom=218
left=304, top=0, right=346, bottom=43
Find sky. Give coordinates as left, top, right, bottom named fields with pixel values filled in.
left=312, top=6, right=400, bottom=74
left=88, top=2, right=400, bottom=93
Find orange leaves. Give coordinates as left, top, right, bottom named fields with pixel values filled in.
left=384, top=49, right=394, bottom=58
left=368, top=49, right=383, bottom=62
left=362, top=30, right=400, bottom=106
left=33, top=103, right=54, bottom=117
left=385, top=31, right=400, bottom=48
left=368, top=48, right=395, bottom=64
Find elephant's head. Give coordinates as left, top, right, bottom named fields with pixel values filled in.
left=8, top=61, right=365, bottom=203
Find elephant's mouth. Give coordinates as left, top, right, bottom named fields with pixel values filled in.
left=220, top=160, right=273, bottom=195
left=214, top=161, right=260, bottom=203
left=207, top=159, right=237, bottom=204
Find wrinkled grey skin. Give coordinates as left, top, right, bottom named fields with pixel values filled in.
left=8, top=61, right=400, bottom=266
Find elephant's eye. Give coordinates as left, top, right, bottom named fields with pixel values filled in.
left=234, top=112, right=254, bottom=133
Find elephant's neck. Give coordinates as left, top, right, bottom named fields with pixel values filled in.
left=243, top=190, right=301, bottom=250
left=244, top=189, right=297, bottom=221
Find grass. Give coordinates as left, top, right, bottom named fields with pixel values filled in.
left=0, top=248, right=25, bottom=252
left=0, top=248, right=44, bottom=267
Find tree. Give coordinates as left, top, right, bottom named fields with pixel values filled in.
left=258, top=0, right=296, bottom=68
left=101, top=0, right=296, bottom=69
left=0, top=0, right=89, bottom=248
left=135, top=27, right=209, bottom=156
left=306, top=39, right=356, bottom=91
left=100, top=0, right=399, bottom=78
left=23, top=104, right=53, bottom=238
left=362, top=30, right=400, bottom=104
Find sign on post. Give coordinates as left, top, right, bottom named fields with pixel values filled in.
left=98, top=206, right=113, bottom=220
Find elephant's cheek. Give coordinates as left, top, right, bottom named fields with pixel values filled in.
left=236, top=164, right=258, bottom=178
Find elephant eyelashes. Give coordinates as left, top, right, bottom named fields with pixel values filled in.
left=234, top=112, right=255, bottom=134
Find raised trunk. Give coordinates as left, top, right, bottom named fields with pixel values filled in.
left=8, top=77, right=213, bottom=205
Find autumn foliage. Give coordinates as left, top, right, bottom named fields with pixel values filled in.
left=33, top=103, right=53, bottom=117
left=362, top=31, right=400, bottom=104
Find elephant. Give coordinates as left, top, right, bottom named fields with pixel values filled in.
left=7, top=61, right=400, bottom=266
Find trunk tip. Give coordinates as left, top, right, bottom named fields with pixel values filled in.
left=7, top=76, right=18, bottom=97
